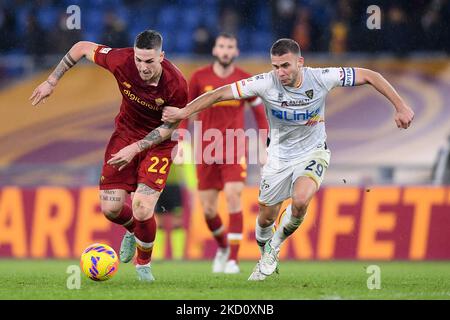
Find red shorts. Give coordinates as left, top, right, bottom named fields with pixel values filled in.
left=196, top=161, right=247, bottom=191
left=99, top=131, right=176, bottom=193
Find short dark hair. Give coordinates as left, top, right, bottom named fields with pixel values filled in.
left=134, top=30, right=163, bottom=51
left=215, top=32, right=238, bottom=45
left=270, top=38, right=301, bottom=56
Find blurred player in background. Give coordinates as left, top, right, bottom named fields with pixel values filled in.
left=30, top=30, right=188, bottom=282
left=162, top=38, right=414, bottom=280
left=179, top=33, right=268, bottom=274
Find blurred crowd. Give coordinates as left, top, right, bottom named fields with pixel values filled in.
left=0, top=0, right=449, bottom=57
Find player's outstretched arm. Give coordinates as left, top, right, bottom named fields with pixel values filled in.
left=354, top=68, right=414, bottom=129
left=29, top=41, right=99, bottom=106
left=135, top=121, right=180, bottom=152
left=107, top=121, right=180, bottom=171
left=162, top=85, right=236, bottom=123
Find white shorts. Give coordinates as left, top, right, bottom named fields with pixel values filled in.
left=258, top=144, right=330, bottom=206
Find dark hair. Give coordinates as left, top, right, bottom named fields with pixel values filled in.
left=270, top=38, right=301, bottom=56
left=134, top=30, right=163, bottom=51
left=215, top=32, right=238, bottom=45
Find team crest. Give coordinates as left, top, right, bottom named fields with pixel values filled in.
left=305, top=89, right=314, bottom=99
left=99, top=47, right=112, bottom=54
left=278, top=92, right=284, bottom=102
left=155, top=98, right=165, bottom=106
left=122, top=81, right=131, bottom=88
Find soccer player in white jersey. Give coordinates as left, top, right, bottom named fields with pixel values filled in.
left=162, top=38, right=414, bottom=280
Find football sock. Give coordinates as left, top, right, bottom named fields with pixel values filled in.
left=134, top=215, right=157, bottom=265
left=206, top=214, right=228, bottom=248
left=228, top=211, right=243, bottom=262
left=105, top=204, right=135, bottom=233
left=255, top=218, right=275, bottom=255
left=271, top=204, right=304, bottom=249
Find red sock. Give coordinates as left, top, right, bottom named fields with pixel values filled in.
left=105, top=204, right=135, bottom=233
left=134, top=215, right=157, bottom=265
left=206, top=215, right=228, bottom=248
left=228, top=211, right=243, bottom=261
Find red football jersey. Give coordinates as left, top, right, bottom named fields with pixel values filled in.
left=185, top=65, right=268, bottom=163
left=188, top=65, right=267, bottom=133
left=94, top=45, right=188, bottom=145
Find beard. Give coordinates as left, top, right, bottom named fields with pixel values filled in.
left=215, top=55, right=235, bottom=68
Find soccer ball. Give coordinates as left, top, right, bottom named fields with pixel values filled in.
left=80, top=243, right=119, bottom=281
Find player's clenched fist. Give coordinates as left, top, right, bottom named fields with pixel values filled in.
left=29, top=80, right=55, bottom=106
left=162, top=106, right=184, bottom=123
left=394, top=104, right=414, bottom=129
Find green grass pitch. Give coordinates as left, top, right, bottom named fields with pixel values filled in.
left=0, top=260, right=449, bottom=300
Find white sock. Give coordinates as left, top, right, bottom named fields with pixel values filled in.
left=271, top=205, right=304, bottom=249
left=255, top=218, right=274, bottom=255
left=136, top=262, right=151, bottom=268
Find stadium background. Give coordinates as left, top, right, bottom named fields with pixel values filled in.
left=0, top=0, right=449, bottom=264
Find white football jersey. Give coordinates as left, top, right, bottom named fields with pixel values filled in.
left=231, top=67, right=355, bottom=160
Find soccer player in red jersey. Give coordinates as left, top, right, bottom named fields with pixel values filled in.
left=179, top=33, right=268, bottom=274
left=30, top=30, right=188, bottom=281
